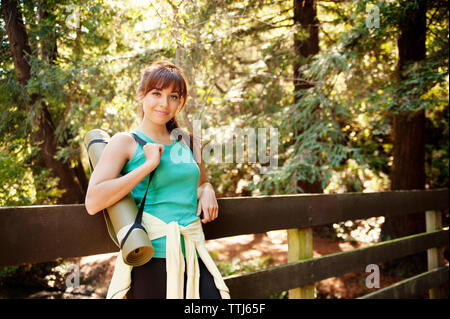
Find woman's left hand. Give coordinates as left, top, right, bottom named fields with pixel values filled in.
left=197, top=184, right=219, bottom=223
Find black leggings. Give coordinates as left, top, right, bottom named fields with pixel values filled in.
left=128, top=257, right=222, bottom=299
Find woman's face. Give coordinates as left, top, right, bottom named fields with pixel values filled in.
left=140, top=83, right=183, bottom=125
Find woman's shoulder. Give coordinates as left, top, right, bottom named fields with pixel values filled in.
left=108, top=132, right=137, bottom=161
left=109, top=131, right=137, bottom=145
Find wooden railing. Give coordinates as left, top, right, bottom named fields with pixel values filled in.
left=0, top=188, right=448, bottom=299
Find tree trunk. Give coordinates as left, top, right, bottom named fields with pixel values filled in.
left=381, top=0, right=428, bottom=275
left=38, top=0, right=88, bottom=197
left=1, top=0, right=31, bottom=86
left=293, top=0, right=319, bottom=94
left=293, top=0, right=322, bottom=194
left=2, top=0, right=86, bottom=204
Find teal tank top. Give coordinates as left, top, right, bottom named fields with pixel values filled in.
left=121, top=129, right=200, bottom=258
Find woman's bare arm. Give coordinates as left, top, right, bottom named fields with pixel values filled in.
left=84, top=133, right=159, bottom=215
left=194, top=138, right=218, bottom=223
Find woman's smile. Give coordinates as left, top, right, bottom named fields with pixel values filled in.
left=155, top=109, right=169, bottom=115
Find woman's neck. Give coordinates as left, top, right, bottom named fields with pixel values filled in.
left=137, top=121, right=171, bottom=140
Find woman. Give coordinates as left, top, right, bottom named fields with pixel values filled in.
left=85, top=60, right=230, bottom=299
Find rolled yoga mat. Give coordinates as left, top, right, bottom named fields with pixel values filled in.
left=84, top=129, right=154, bottom=266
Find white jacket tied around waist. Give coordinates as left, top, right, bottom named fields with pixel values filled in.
left=106, top=213, right=230, bottom=299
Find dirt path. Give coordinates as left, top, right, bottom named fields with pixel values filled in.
left=205, top=230, right=406, bottom=298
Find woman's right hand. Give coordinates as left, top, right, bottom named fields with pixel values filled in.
left=143, top=143, right=164, bottom=170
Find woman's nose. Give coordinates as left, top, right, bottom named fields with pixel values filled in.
left=160, top=95, right=169, bottom=106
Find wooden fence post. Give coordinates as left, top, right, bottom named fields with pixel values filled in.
left=425, top=210, right=446, bottom=298
left=287, top=228, right=315, bottom=298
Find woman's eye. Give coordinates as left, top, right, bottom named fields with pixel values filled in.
left=171, top=95, right=179, bottom=100
left=152, top=92, right=160, bottom=96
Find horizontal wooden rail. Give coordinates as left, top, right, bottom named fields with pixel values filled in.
left=0, top=205, right=117, bottom=267
left=358, top=266, right=449, bottom=299
left=224, top=229, right=449, bottom=298
left=204, top=188, right=449, bottom=239
left=0, top=189, right=448, bottom=267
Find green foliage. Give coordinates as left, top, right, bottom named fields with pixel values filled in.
left=1, top=0, right=160, bottom=205
left=2, top=0, right=445, bottom=203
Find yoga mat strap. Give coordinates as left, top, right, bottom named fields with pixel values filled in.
left=87, top=138, right=108, bottom=151
left=120, top=133, right=154, bottom=250
left=86, top=139, right=108, bottom=171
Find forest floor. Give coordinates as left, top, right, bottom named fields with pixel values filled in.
left=3, top=228, right=438, bottom=299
